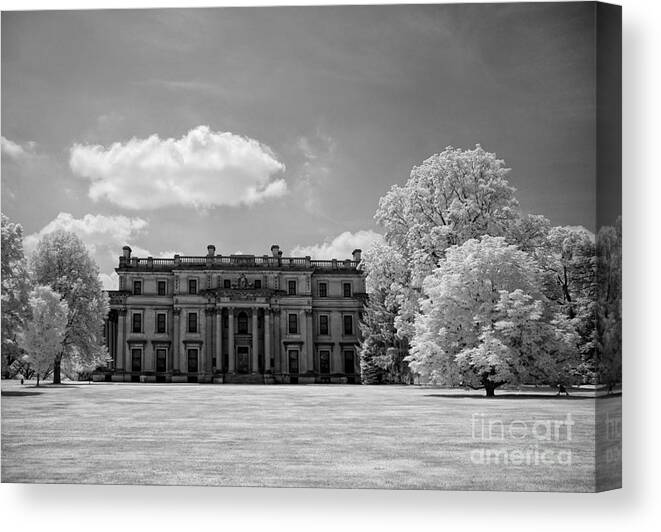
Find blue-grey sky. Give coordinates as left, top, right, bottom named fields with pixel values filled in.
left=2, top=4, right=600, bottom=287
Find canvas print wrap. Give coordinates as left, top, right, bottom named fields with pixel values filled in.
left=1, top=2, right=621, bottom=491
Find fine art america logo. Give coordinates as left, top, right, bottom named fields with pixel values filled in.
left=470, top=413, right=574, bottom=466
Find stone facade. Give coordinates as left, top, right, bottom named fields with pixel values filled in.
left=104, top=244, right=366, bottom=384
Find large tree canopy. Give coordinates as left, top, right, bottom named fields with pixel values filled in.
left=359, top=146, right=619, bottom=390
left=375, top=145, right=520, bottom=282
left=361, top=146, right=523, bottom=382
left=30, top=229, right=109, bottom=383
left=1, top=213, right=31, bottom=376
left=408, top=236, right=579, bottom=396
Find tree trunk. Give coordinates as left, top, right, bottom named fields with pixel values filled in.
left=36, top=374, right=40, bottom=387
left=53, top=354, right=62, bottom=385
left=484, top=381, right=496, bottom=397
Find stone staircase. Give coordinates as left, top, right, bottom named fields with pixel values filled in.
left=223, top=373, right=265, bottom=384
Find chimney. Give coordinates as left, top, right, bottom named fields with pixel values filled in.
left=207, top=244, right=216, bottom=257
left=352, top=249, right=362, bottom=262
left=122, top=246, right=132, bottom=260
left=271, top=244, right=280, bottom=257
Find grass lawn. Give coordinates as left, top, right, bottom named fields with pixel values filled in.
left=1, top=381, right=620, bottom=491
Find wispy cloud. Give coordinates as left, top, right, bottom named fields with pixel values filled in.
left=293, top=128, right=337, bottom=216
left=69, top=125, right=288, bottom=210
left=1, top=136, right=37, bottom=161
left=291, top=229, right=383, bottom=260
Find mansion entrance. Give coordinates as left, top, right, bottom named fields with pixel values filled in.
left=289, top=349, right=299, bottom=384
left=236, top=346, right=250, bottom=374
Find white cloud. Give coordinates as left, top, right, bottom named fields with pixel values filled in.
left=1, top=136, right=36, bottom=161
left=291, top=230, right=383, bottom=260
left=69, top=125, right=287, bottom=210
left=23, top=213, right=151, bottom=281
left=99, top=272, right=119, bottom=290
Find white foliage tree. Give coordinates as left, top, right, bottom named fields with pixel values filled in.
left=408, top=236, right=578, bottom=396
left=19, top=286, right=69, bottom=386
left=372, top=145, right=522, bottom=342
left=30, top=229, right=109, bottom=383
left=1, top=213, right=32, bottom=376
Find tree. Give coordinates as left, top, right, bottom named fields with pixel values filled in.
left=371, top=145, right=522, bottom=342
left=376, top=145, right=520, bottom=277
left=595, top=218, right=622, bottom=385
left=535, top=225, right=597, bottom=382
left=545, top=226, right=596, bottom=315
left=359, top=240, right=410, bottom=383
left=1, top=213, right=32, bottom=377
left=19, top=286, right=68, bottom=386
left=30, top=230, right=109, bottom=384
left=408, top=236, right=578, bottom=396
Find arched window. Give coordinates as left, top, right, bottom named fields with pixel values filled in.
left=238, top=312, right=249, bottom=334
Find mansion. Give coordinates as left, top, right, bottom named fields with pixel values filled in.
left=103, top=244, right=366, bottom=384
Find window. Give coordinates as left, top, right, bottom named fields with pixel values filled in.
left=343, top=315, right=353, bottom=335
left=224, top=279, right=231, bottom=289
left=288, top=313, right=298, bottom=334
left=238, top=312, right=249, bottom=335
left=156, top=349, right=167, bottom=372
left=188, top=279, right=198, bottom=295
left=319, top=315, right=329, bottom=335
left=157, top=280, right=166, bottom=296
left=318, top=282, right=327, bottom=297
left=188, top=312, right=198, bottom=333
left=288, top=280, right=297, bottom=295
left=132, top=313, right=142, bottom=333
left=131, top=349, right=142, bottom=372
left=343, top=282, right=352, bottom=298
left=133, top=280, right=142, bottom=295
left=254, top=279, right=262, bottom=289
left=156, top=313, right=166, bottom=334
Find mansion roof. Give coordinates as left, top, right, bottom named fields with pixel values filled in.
left=116, top=244, right=363, bottom=274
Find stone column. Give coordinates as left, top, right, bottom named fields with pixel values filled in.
left=205, top=309, right=214, bottom=374
left=305, top=309, right=314, bottom=375
left=252, top=308, right=259, bottom=373
left=273, top=309, right=281, bottom=374
left=173, top=309, right=180, bottom=372
left=264, top=309, right=271, bottom=373
left=279, top=310, right=287, bottom=373
left=299, top=310, right=307, bottom=373
left=110, top=321, right=117, bottom=367
left=124, top=312, right=131, bottom=371
left=179, top=308, right=187, bottom=371
left=116, top=309, right=126, bottom=371
left=215, top=308, right=223, bottom=372
left=228, top=307, right=235, bottom=373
